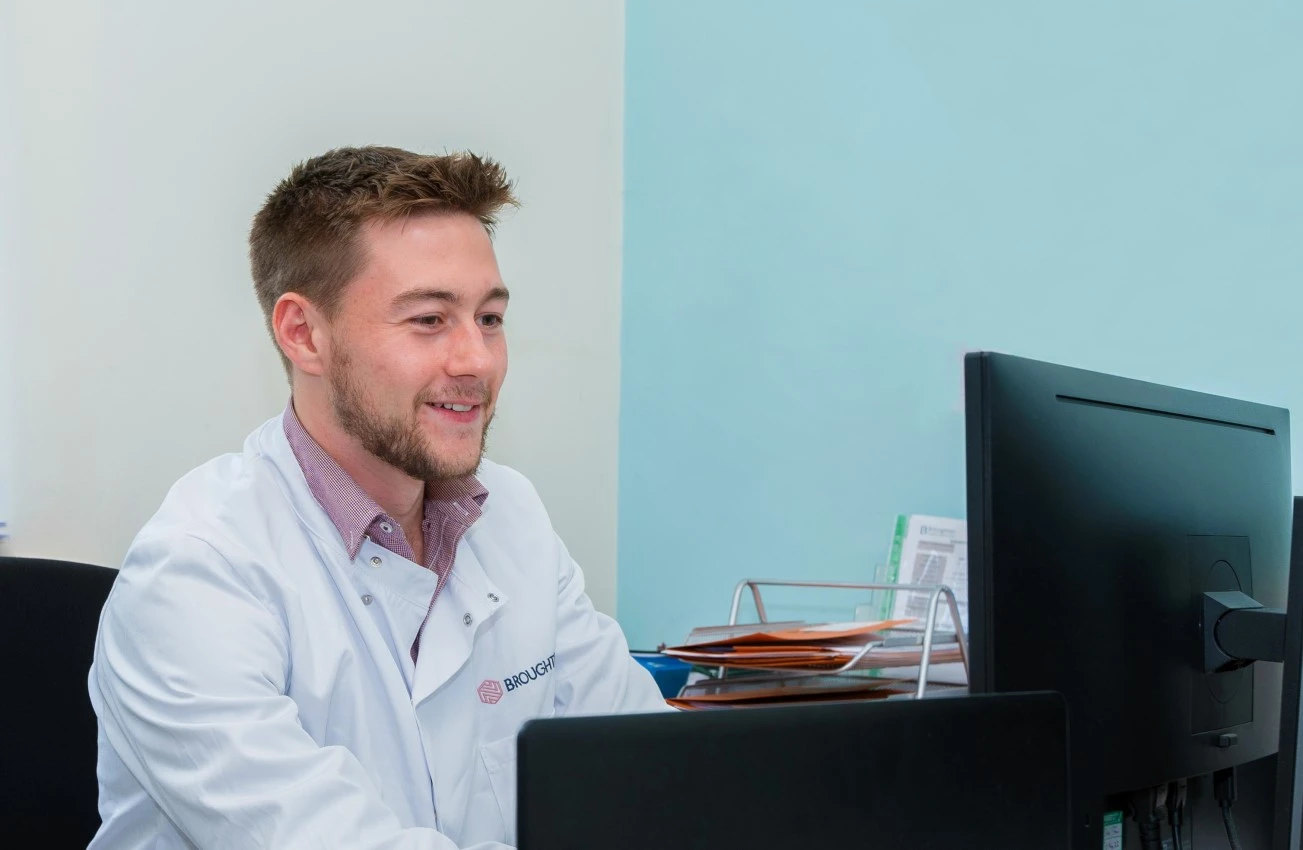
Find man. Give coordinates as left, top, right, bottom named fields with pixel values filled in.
left=88, top=146, right=668, bottom=849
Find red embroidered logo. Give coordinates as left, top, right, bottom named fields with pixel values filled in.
left=477, top=679, right=504, bottom=705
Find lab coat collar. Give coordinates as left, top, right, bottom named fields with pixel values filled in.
left=253, top=415, right=361, bottom=564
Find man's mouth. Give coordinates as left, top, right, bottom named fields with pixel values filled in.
left=425, top=401, right=484, bottom=425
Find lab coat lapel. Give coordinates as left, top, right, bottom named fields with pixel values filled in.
left=411, top=532, right=508, bottom=706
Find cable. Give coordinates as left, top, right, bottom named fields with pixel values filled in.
left=1129, top=785, right=1168, bottom=850
left=1167, top=778, right=1187, bottom=850
left=1137, top=819, right=1163, bottom=850
left=1222, top=805, right=1243, bottom=850
left=1214, top=767, right=1243, bottom=850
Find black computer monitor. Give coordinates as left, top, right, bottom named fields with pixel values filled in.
left=964, top=351, right=1299, bottom=849
left=517, top=692, right=1072, bottom=850
left=1274, top=496, right=1303, bottom=848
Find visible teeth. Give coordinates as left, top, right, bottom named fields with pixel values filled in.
left=438, top=403, right=474, bottom=412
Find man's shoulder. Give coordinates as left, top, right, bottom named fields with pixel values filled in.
left=109, top=418, right=312, bottom=623
left=128, top=417, right=291, bottom=562
left=474, top=459, right=554, bottom=528
left=476, top=458, right=546, bottom=507
left=475, top=457, right=532, bottom=494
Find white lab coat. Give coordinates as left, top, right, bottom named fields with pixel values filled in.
left=88, top=413, right=668, bottom=849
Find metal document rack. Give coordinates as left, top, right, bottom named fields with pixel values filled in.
left=707, top=578, right=970, bottom=700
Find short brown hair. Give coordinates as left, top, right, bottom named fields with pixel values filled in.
left=249, top=145, right=518, bottom=368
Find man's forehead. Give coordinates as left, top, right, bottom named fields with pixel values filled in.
left=349, top=213, right=503, bottom=302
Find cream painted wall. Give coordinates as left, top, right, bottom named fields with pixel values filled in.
left=0, top=0, right=625, bottom=613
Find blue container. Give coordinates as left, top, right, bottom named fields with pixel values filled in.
left=631, top=652, right=692, bottom=699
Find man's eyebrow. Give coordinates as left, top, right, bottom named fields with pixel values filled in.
left=391, top=286, right=511, bottom=310
left=392, top=288, right=461, bottom=309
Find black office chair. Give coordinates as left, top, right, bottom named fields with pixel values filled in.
left=0, top=556, right=117, bottom=844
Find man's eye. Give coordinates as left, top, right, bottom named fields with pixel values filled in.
left=479, top=314, right=505, bottom=328
left=413, top=315, right=443, bottom=327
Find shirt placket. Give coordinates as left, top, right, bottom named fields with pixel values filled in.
left=411, top=507, right=478, bottom=661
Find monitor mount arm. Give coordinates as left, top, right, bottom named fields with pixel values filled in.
left=1203, top=591, right=1287, bottom=673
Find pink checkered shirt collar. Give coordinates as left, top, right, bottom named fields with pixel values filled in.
left=281, top=403, right=488, bottom=560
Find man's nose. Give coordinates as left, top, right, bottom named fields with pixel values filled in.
left=445, top=320, right=494, bottom=377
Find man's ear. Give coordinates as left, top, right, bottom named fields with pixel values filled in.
left=272, top=293, right=331, bottom=378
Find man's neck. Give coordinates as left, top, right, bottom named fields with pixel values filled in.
left=291, top=392, right=425, bottom=538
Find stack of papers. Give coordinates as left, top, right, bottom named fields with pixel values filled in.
left=662, top=620, right=963, bottom=673
left=666, top=674, right=909, bottom=710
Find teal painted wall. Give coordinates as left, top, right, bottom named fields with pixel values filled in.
left=619, top=1, right=1303, bottom=649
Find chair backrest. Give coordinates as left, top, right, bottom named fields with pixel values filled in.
left=0, top=556, right=117, bottom=844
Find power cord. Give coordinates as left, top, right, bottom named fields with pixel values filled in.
left=1214, top=766, right=1243, bottom=850
left=1167, top=779, right=1187, bottom=850
left=1129, top=784, right=1169, bottom=850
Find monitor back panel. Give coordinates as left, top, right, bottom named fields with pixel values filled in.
left=517, top=692, right=1070, bottom=850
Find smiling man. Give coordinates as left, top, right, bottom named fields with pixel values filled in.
left=87, top=147, right=667, bottom=849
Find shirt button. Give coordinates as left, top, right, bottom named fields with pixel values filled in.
left=463, top=613, right=473, bottom=626
left=379, top=522, right=393, bottom=533
left=361, top=594, right=374, bottom=606
left=370, top=556, right=382, bottom=568
left=487, top=593, right=499, bottom=603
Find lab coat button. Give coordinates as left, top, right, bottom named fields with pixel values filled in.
left=361, top=594, right=374, bottom=606
left=463, top=613, right=473, bottom=626
left=370, top=556, right=382, bottom=568
left=488, top=593, right=499, bottom=603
